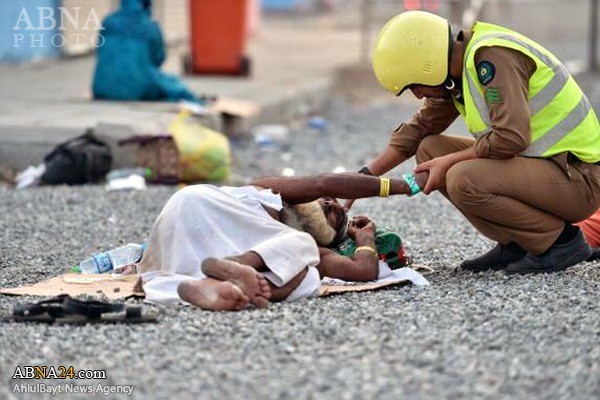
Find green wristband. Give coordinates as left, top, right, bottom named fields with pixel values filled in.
left=402, top=173, right=421, bottom=196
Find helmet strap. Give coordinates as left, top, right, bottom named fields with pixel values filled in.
left=444, top=77, right=464, bottom=104
left=443, top=24, right=463, bottom=104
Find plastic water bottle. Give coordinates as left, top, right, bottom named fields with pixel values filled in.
left=78, top=243, right=144, bottom=274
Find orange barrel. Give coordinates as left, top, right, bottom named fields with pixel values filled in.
left=189, top=0, right=251, bottom=76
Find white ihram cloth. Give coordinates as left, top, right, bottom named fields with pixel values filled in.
left=140, top=185, right=322, bottom=304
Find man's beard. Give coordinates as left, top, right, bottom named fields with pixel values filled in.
left=280, top=201, right=338, bottom=247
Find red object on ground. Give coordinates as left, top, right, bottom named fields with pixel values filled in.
left=576, top=209, right=600, bottom=247
left=188, top=0, right=251, bottom=76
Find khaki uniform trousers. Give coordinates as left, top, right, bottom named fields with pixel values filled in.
left=415, top=135, right=600, bottom=254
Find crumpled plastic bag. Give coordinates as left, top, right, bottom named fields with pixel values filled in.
left=169, top=110, right=230, bottom=182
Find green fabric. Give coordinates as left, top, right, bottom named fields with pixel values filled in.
left=333, top=227, right=410, bottom=269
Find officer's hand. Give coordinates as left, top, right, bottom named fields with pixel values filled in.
left=413, top=155, right=454, bottom=194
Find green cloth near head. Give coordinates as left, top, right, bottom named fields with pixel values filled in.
left=333, top=227, right=411, bottom=269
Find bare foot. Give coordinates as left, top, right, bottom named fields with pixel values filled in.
left=177, top=278, right=249, bottom=311
left=201, top=257, right=271, bottom=308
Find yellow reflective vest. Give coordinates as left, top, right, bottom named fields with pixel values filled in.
left=453, top=22, right=600, bottom=163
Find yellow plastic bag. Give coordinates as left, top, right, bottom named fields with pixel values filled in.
left=169, top=110, right=231, bottom=182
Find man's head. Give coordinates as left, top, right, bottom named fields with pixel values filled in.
left=280, top=197, right=348, bottom=247
left=372, top=11, right=452, bottom=97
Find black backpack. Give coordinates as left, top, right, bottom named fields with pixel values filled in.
left=41, top=130, right=113, bottom=185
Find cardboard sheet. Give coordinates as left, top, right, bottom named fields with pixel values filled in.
left=0, top=267, right=431, bottom=300
left=0, top=274, right=143, bottom=300
left=318, top=266, right=430, bottom=297
left=319, top=279, right=410, bottom=297
left=209, top=96, right=260, bottom=118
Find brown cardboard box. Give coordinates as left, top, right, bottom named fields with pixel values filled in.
left=119, top=134, right=181, bottom=184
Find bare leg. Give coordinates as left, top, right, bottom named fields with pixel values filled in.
left=269, top=267, right=309, bottom=302
left=201, top=257, right=271, bottom=308
left=177, top=278, right=249, bottom=311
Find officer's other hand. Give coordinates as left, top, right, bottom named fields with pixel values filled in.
left=413, top=156, right=453, bottom=194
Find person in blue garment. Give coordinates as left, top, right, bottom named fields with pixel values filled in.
left=92, top=0, right=198, bottom=103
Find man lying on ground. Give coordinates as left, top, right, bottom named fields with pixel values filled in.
left=137, top=172, right=427, bottom=311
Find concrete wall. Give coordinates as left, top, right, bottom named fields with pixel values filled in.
left=153, top=0, right=189, bottom=45
left=60, top=0, right=116, bottom=56
left=0, top=0, right=60, bottom=62
left=0, top=0, right=189, bottom=62
left=364, top=0, right=593, bottom=69
left=481, top=0, right=591, bottom=64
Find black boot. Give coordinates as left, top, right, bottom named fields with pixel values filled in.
left=587, top=247, right=600, bottom=262
left=460, top=242, right=527, bottom=272
left=504, top=228, right=592, bottom=275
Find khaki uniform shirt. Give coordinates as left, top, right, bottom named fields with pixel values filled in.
left=389, top=44, right=536, bottom=160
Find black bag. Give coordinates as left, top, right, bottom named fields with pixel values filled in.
left=41, top=130, right=113, bottom=185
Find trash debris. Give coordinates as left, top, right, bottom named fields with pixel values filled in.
left=280, top=152, right=292, bottom=162
left=255, top=135, right=275, bottom=146
left=118, top=110, right=231, bottom=183
left=106, top=167, right=152, bottom=181
left=282, top=167, right=295, bottom=177
left=179, top=100, right=210, bottom=116
left=0, top=165, right=16, bottom=186
left=333, top=166, right=346, bottom=173
left=15, top=163, right=46, bottom=189
left=76, top=243, right=144, bottom=274
left=308, top=116, right=328, bottom=131
left=169, top=110, right=231, bottom=182
left=105, top=174, right=147, bottom=191
left=253, top=125, right=290, bottom=146
left=119, top=134, right=180, bottom=184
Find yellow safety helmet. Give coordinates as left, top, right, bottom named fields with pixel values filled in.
left=372, top=11, right=451, bottom=96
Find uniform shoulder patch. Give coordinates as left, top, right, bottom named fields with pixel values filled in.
left=476, top=60, right=496, bottom=86
left=485, top=87, right=502, bottom=104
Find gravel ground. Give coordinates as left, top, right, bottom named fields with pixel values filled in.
left=1, top=98, right=599, bottom=400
